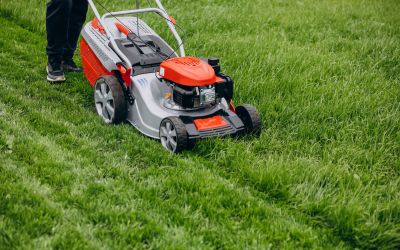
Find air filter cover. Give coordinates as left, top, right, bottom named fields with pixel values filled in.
left=159, top=57, right=217, bottom=86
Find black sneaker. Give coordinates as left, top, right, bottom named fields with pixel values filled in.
left=47, top=58, right=66, bottom=83
left=62, top=59, right=82, bottom=73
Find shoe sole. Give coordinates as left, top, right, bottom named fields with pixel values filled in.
left=63, top=69, right=82, bottom=73
left=63, top=66, right=82, bottom=73
left=47, top=67, right=66, bottom=83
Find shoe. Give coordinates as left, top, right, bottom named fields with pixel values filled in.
left=62, top=58, right=82, bottom=73
left=47, top=57, right=66, bottom=83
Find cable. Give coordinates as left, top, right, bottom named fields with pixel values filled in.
left=145, top=0, right=187, bottom=58
left=92, top=0, right=167, bottom=61
left=92, top=0, right=173, bottom=60
left=142, top=0, right=188, bottom=58
left=92, top=0, right=186, bottom=60
left=136, top=0, right=140, bottom=37
left=146, top=0, right=152, bottom=7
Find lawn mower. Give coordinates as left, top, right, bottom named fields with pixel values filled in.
left=81, top=0, right=262, bottom=153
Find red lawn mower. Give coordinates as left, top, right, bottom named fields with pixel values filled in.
left=81, top=0, right=262, bottom=153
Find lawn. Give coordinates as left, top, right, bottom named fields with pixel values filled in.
left=0, top=0, right=399, bottom=249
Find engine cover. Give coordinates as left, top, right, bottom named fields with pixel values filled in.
left=159, top=57, right=218, bottom=86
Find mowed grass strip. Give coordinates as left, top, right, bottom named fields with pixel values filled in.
left=1, top=0, right=400, bottom=249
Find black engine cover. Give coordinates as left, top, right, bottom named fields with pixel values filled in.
left=215, top=73, right=234, bottom=101
left=173, top=85, right=199, bottom=109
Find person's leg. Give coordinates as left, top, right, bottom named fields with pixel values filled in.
left=46, top=0, right=73, bottom=82
left=46, top=0, right=73, bottom=59
left=62, top=0, right=88, bottom=72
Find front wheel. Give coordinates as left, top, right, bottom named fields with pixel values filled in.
left=159, top=117, right=191, bottom=153
left=236, top=104, right=262, bottom=137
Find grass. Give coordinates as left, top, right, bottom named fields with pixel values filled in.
left=0, top=0, right=399, bottom=249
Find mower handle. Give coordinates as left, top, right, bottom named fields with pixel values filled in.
left=86, top=0, right=185, bottom=70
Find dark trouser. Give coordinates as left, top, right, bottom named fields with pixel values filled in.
left=46, top=0, right=88, bottom=61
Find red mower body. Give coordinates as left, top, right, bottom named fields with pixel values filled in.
left=80, top=38, right=112, bottom=86
left=159, top=57, right=222, bottom=86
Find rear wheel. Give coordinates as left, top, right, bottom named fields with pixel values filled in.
left=159, top=117, right=191, bottom=153
left=94, top=75, right=127, bottom=124
left=236, top=104, right=262, bottom=136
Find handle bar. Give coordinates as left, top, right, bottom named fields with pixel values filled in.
left=86, top=0, right=185, bottom=71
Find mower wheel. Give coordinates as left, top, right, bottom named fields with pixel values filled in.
left=159, top=117, right=190, bottom=153
left=94, top=75, right=127, bottom=124
left=236, top=104, right=262, bottom=137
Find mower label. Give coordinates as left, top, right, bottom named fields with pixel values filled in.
left=137, top=78, right=149, bottom=88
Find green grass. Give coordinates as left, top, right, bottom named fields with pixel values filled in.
left=0, top=0, right=399, bottom=249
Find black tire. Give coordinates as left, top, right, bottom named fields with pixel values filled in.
left=94, top=75, right=127, bottom=124
left=187, top=139, right=197, bottom=150
left=159, top=117, right=191, bottom=153
left=236, top=104, right=262, bottom=137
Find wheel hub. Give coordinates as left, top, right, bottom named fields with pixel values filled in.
left=160, top=121, right=177, bottom=152
left=95, top=80, right=115, bottom=123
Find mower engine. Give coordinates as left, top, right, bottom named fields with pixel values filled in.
left=159, top=57, right=234, bottom=109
